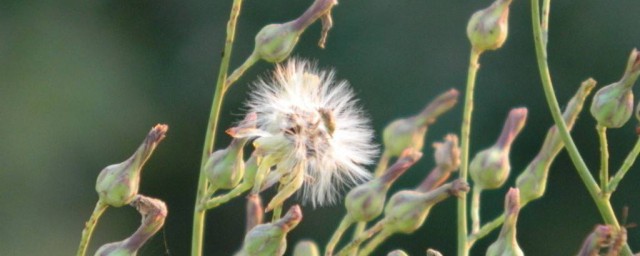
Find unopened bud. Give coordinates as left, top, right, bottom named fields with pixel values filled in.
left=517, top=80, right=595, bottom=204
left=95, top=195, right=168, bottom=256
left=383, top=89, right=458, bottom=157
left=240, top=205, right=303, bottom=256
left=470, top=108, right=527, bottom=190
left=418, top=134, right=460, bottom=191
left=590, top=49, right=640, bottom=128
left=577, top=225, right=614, bottom=256
left=387, top=250, right=409, bottom=256
left=96, top=124, right=168, bottom=207
left=486, top=188, right=524, bottom=256
left=293, top=240, right=320, bottom=256
left=466, top=0, right=512, bottom=53
left=345, top=151, right=422, bottom=221
left=426, top=249, right=444, bottom=256
left=245, top=194, right=263, bottom=234
left=383, top=180, right=469, bottom=234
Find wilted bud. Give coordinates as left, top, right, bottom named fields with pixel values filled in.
left=387, top=249, right=409, bottom=256
left=383, top=180, right=469, bottom=234
left=577, top=225, right=614, bottom=256
left=95, top=195, right=168, bottom=256
left=293, top=240, right=320, bottom=256
left=466, top=0, right=512, bottom=53
left=590, top=49, right=640, bottom=128
left=96, top=124, right=168, bottom=207
left=470, top=108, right=527, bottom=190
left=239, top=205, right=303, bottom=256
left=345, top=150, right=422, bottom=222
left=486, top=188, right=524, bottom=256
left=417, top=134, right=460, bottom=191
left=383, top=89, right=459, bottom=157
left=517, top=80, right=595, bottom=204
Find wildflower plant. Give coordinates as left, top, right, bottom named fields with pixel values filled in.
left=71, top=0, right=640, bottom=255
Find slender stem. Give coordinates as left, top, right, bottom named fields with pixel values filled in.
left=458, top=49, right=481, bottom=256
left=597, top=125, right=609, bottom=191
left=467, top=213, right=506, bottom=248
left=609, top=136, right=640, bottom=192
left=541, top=0, right=551, bottom=48
left=373, top=151, right=391, bottom=177
left=336, top=221, right=385, bottom=256
left=271, top=183, right=285, bottom=221
left=470, top=186, right=482, bottom=234
left=325, top=216, right=355, bottom=256
left=349, top=222, right=366, bottom=256
left=191, top=1, right=244, bottom=255
left=203, top=183, right=252, bottom=210
left=530, top=0, right=631, bottom=254
left=76, top=201, right=108, bottom=256
left=357, top=230, right=392, bottom=256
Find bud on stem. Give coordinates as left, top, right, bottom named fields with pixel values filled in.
left=239, top=205, right=303, bottom=256
left=486, top=188, right=524, bottom=256
left=418, top=134, right=460, bottom=191
left=466, top=0, right=513, bottom=53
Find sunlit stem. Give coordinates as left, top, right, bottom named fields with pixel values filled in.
left=597, top=125, right=609, bottom=192
left=357, top=229, right=392, bottom=256
left=202, top=183, right=252, bottom=210
left=608, top=136, right=640, bottom=193
left=325, top=216, right=355, bottom=256
left=335, top=220, right=385, bottom=256
left=470, top=186, right=482, bottom=234
left=76, top=201, right=108, bottom=256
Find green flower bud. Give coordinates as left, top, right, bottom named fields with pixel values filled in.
left=383, top=180, right=469, bottom=234
left=293, top=240, right=320, bottom=256
left=95, top=195, right=168, bottom=256
left=576, top=225, right=613, bottom=256
left=383, top=89, right=459, bottom=157
left=417, top=134, right=460, bottom=192
left=470, top=108, right=527, bottom=190
left=426, top=249, right=444, bottom=256
left=590, top=49, right=640, bottom=128
left=239, top=205, right=303, bottom=256
left=387, top=250, right=409, bottom=256
left=486, top=188, right=524, bottom=256
left=96, top=124, right=168, bottom=207
left=466, top=0, right=512, bottom=53
left=517, top=79, right=595, bottom=204
left=345, top=151, right=422, bottom=221
left=254, top=23, right=302, bottom=63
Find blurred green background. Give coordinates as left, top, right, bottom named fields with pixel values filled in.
left=2, top=0, right=640, bottom=255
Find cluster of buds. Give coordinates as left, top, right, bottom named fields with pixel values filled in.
left=466, top=0, right=513, bottom=53
left=383, top=89, right=459, bottom=157
left=576, top=225, right=614, bottom=256
left=486, top=188, right=524, bottom=256
left=417, top=134, right=460, bottom=192
left=238, top=205, right=303, bottom=256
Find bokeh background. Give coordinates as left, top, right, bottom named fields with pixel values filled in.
left=2, top=0, right=640, bottom=255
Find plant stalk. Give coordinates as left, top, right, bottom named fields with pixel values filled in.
left=76, top=201, right=108, bottom=256
left=597, top=125, right=609, bottom=191
left=609, top=136, right=640, bottom=192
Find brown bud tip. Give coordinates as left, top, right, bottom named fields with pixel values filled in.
left=497, top=108, right=528, bottom=149
left=278, top=205, right=303, bottom=231
left=505, top=188, right=520, bottom=216
left=148, top=124, right=169, bottom=144
left=449, top=179, right=470, bottom=197
left=227, top=112, right=258, bottom=137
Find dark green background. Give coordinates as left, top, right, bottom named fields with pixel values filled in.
left=2, top=0, right=640, bottom=255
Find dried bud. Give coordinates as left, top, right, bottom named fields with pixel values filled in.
left=590, top=49, right=640, bottom=128
left=466, top=0, right=512, bottom=53
left=470, top=108, right=527, bottom=190
left=96, top=124, right=168, bottom=207
left=417, top=134, right=460, bottom=191
left=517, top=79, right=594, bottom=204
left=293, top=240, right=320, bottom=256
left=387, top=250, right=409, bottom=256
left=577, top=225, right=614, bottom=256
left=383, top=89, right=459, bottom=157
left=383, top=180, right=469, bottom=234
left=95, top=195, right=168, bottom=256
left=245, top=194, right=263, bottom=234
left=239, top=205, right=303, bottom=256
left=486, top=188, right=524, bottom=256
left=345, top=151, right=422, bottom=221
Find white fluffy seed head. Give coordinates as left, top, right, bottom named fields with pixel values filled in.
left=243, top=59, right=378, bottom=207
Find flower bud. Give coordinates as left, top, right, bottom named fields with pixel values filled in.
left=426, top=249, right=444, bottom=256
left=590, top=49, right=640, bottom=128
left=517, top=79, right=595, bottom=204
left=345, top=150, right=422, bottom=222
left=96, top=124, right=168, bottom=207
left=95, top=195, right=168, bottom=256
left=254, top=23, right=302, bottom=63
left=387, top=250, right=409, bottom=256
left=470, top=108, right=527, bottom=190
left=293, top=240, right=320, bottom=256
left=417, top=134, right=460, bottom=192
left=383, top=180, right=469, bottom=234
left=239, top=205, right=303, bottom=256
left=466, top=0, right=512, bottom=53
left=245, top=194, right=263, bottom=234
left=576, top=225, right=613, bottom=256
left=486, top=188, right=524, bottom=256
left=383, top=89, right=459, bottom=157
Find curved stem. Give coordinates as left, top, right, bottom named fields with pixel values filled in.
left=349, top=222, right=366, bottom=256
left=325, top=216, right=355, bottom=256
left=336, top=221, right=385, bottom=256
left=203, top=183, right=252, bottom=210
left=530, top=0, right=631, bottom=254
left=373, top=150, right=391, bottom=177
left=76, top=201, right=108, bottom=256
left=191, top=0, right=244, bottom=255
left=470, top=186, right=482, bottom=234
left=597, top=125, right=609, bottom=191
left=609, top=136, right=640, bottom=192
left=357, top=230, right=392, bottom=256
left=467, top=213, right=505, bottom=249
left=458, top=49, right=481, bottom=256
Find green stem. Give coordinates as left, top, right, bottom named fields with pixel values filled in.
left=336, top=221, right=385, bottom=256
left=191, top=0, right=244, bottom=255
left=470, top=186, right=482, bottom=234
left=609, top=136, right=640, bottom=192
left=458, top=49, right=481, bottom=256
left=373, top=150, right=391, bottom=177
left=325, top=216, right=355, bottom=256
left=357, top=230, right=392, bottom=256
left=467, top=213, right=505, bottom=249
left=530, top=0, right=631, bottom=254
left=597, top=125, right=609, bottom=191
left=76, top=201, right=108, bottom=256
left=541, top=0, right=551, bottom=48
left=349, top=222, right=366, bottom=256
left=203, top=183, right=252, bottom=210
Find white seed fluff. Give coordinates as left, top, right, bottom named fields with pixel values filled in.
left=243, top=59, right=377, bottom=207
